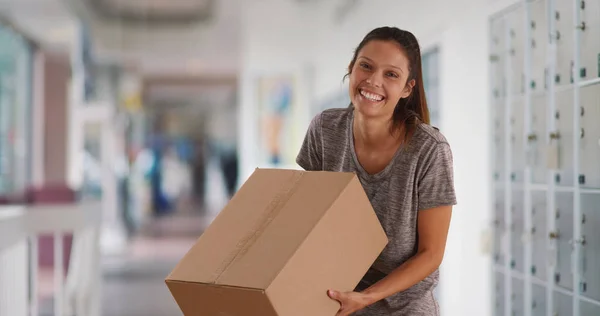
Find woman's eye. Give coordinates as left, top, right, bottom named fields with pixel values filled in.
left=386, top=72, right=399, bottom=78
left=359, top=62, right=371, bottom=69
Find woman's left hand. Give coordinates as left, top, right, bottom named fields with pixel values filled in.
left=327, top=289, right=371, bottom=316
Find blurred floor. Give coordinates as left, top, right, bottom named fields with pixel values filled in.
left=38, top=212, right=215, bottom=316
left=100, top=231, right=200, bottom=316
left=38, top=212, right=210, bottom=316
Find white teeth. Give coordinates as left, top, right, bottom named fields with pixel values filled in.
left=360, top=90, right=383, bottom=102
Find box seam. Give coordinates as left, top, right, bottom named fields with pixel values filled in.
left=166, top=279, right=265, bottom=292
left=210, top=170, right=307, bottom=284
left=264, top=173, right=357, bottom=309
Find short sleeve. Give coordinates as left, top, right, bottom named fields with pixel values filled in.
left=418, top=142, right=457, bottom=210
left=296, top=113, right=323, bottom=171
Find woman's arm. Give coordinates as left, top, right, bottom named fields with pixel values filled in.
left=362, top=205, right=452, bottom=302
left=328, top=205, right=452, bottom=316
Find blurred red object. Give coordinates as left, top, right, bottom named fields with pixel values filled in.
left=26, top=183, right=77, bottom=274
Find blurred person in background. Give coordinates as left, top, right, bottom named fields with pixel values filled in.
left=207, top=100, right=239, bottom=199
left=296, top=27, right=456, bottom=316
left=130, top=147, right=154, bottom=226
left=191, top=136, right=207, bottom=206
left=161, top=145, right=192, bottom=212
left=148, top=132, right=171, bottom=216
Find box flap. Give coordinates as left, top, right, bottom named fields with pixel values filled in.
left=166, top=169, right=356, bottom=290
left=165, top=279, right=278, bottom=316
left=264, top=175, right=388, bottom=315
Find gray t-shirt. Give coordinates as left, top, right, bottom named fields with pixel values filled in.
left=296, top=107, right=457, bottom=316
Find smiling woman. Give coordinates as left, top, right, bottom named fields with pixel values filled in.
left=350, top=41, right=411, bottom=116
left=297, top=26, right=457, bottom=316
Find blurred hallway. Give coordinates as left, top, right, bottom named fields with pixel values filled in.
left=35, top=208, right=219, bottom=316
left=32, top=211, right=205, bottom=316
left=34, top=161, right=230, bottom=316
left=96, top=160, right=230, bottom=316
left=99, top=224, right=199, bottom=316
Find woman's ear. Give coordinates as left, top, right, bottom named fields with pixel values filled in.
left=401, top=79, right=416, bottom=98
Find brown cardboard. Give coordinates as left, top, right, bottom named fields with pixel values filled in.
left=166, top=168, right=388, bottom=316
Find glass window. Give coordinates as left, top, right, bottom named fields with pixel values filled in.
left=0, top=24, right=33, bottom=197
left=422, top=47, right=441, bottom=128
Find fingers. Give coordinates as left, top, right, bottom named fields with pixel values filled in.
left=336, top=308, right=350, bottom=316
left=327, top=289, right=341, bottom=301
left=329, top=290, right=349, bottom=316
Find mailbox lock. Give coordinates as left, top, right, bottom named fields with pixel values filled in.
left=550, top=131, right=560, bottom=140
left=528, top=133, right=537, bottom=141
left=570, top=236, right=586, bottom=246
left=549, top=231, right=560, bottom=239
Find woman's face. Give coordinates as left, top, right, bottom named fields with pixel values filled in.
left=349, top=40, right=414, bottom=120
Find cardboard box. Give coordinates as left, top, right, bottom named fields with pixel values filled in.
left=165, top=168, right=388, bottom=316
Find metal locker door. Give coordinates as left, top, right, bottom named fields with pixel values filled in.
left=494, top=100, right=506, bottom=181
left=554, top=291, right=573, bottom=316
left=512, top=189, right=525, bottom=272
left=579, top=0, right=600, bottom=79
left=532, top=284, right=546, bottom=316
left=495, top=272, right=506, bottom=316
left=555, top=192, right=574, bottom=291
left=512, top=277, right=525, bottom=316
left=531, top=95, right=547, bottom=184
left=531, top=191, right=547, bottom=280
left=494, top=189, right=506, bottom=265
left=579, top=85, right=600, bottom=188
left=490, top=14, right=507, bottom=184
left=512, top=100, right=526, bottom=183
left=491, top=16, right=507, bottom=99
left=554, top=0, right=575, bottom=86
left=530, top=0, right=549, bottom=91
left=581, top=299, right=600, bottom=315
left=507, top=7, right=526, bottom=95
left=555, top=89, right=575, bottom=186
left=580, top=193, right=600, bottom=303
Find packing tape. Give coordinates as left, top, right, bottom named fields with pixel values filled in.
left=210, top=170, right=306, bottom=284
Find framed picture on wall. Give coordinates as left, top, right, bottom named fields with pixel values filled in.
left=255, top=74, right=299, bottom=168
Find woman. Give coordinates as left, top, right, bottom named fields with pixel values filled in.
left=296, top=27, right=457, bottom=316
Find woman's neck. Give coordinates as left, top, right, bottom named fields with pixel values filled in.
left=353, top=110, right=403, bottom=150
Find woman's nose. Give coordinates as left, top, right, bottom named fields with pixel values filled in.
left=366, top=74, right=382, bottom=87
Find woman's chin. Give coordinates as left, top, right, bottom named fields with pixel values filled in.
left=354, top=99, right=389, bottom=117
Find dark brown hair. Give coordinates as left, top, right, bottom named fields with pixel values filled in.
left=345, top=26, right=430, bottom=140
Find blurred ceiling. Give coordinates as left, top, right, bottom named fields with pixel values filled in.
left=0, top=0, right=77, bottom=51
left=0, top=0, right=241, bottom=76
left=84, top=0, right=215, bottom=24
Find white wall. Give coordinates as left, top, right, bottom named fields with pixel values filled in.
left=239, top=0, right=521, bottom=315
